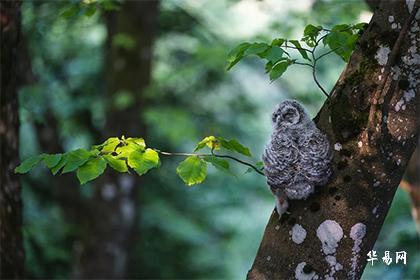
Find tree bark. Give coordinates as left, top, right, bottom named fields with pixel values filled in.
left=248, top=1, right=419, bottom=280
left=73, top=1, right=159, bottom=278
left=0, top=0, right=25, bottom=278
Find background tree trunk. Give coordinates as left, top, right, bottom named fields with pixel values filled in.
left=400, top=145, right=420, bottom=234
left=73, top=1, right=159, bottom=278
left=248, top=1, right=419, bottom=279
left=0, top=0, right=25, bottom=278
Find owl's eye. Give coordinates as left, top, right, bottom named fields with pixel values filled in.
left=281, top=108, right=299, bottom=123
left=282, top=110, right=294, bottom=119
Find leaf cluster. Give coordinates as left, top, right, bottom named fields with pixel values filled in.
left=15, top=136, right=160, bottom=184
left=226, top=22, right=367, bottom=82
left=60, top=0, right=121, bottom=19
left=177, top=136, right=255, bottom=186
left=16, top=135, right=263, bottom=186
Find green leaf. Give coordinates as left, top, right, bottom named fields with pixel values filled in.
left=76, top=157, right=107, bottom=184
left=116, top=140, right=145, bottom=158
left=228, top=139, right=252, bottom=156
left=203, top=156, right=234, bottom=176
left=219, top=138, right=252, bottom=157
left=323, top=30, right=358, bottom=62
left=127, top=148, right=160, bottom=175
left=176, top=156, right=207, bottom=186
left=226, top=42, right=251, bottom=70
left=269, top=60, right=292, bottom=81
left=244, top=42, right=269, bottom=56
left=245, top=162, right=264, bottom=175
left=271, top=38, right=285, bottom=47
left=43, top=154, right=62, bottom=169
left=302, top=24, right=322, bottom=47
left=103, top=154, right=128, bottom=173
left=194, top=136, right=220, bottom=151
left=264, top=46, right=285, bottom=64
left=256, top=161, right=264, bottom=169
left=62, top=149, right=92, bottom=173
left=265, top=61, right=273, bottom=73
left=15, top=154, right=45, bottom=174
left=331, top=24, right=351, bottom=32
left=125, top=137, right=146, bottom=147
left=100, top=0, right=122, bottom=11
left=51, top=156, right=67, bottom=175
left=60, top=5, right=80, bottom=18
left=83, top=5, right=97, bottom=17
left=353, top=22, right=368, bottom=31
left=101, top=137, right=120, bottom=153
left=289, top=40, right=310, bottom=61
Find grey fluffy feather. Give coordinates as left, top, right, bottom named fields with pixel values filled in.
left=263, top=100, right=332, bottom=216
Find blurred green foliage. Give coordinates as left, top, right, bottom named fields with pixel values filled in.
left=18, top=0, right=418, bottom=279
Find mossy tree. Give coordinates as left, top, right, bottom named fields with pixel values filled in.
left=248, top=1, right=418, bottom=279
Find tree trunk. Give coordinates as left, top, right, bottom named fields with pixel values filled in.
left=74, top=1, right=159, bottom=278
left=248, top=1, right=419, bottom=280
left=0, top=0, right=25, bottom=278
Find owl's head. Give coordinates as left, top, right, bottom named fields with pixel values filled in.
left=271, top=100, right=309, bottom=129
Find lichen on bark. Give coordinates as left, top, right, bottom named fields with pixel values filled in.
left=248, top=2, right=419, bottom=279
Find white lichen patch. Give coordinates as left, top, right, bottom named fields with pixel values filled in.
left=404, top=89, right=415, bottom=102
left=406, top=0, right=415, bottom=13
left=317, top=220, right=344, bottom=279
left=388, top=63, right=417, bottom=140
left=395, top=98, right=405, bottom=112
left=290, top=224, right=307, bottom=244
left=375, top=45, right=391, bottom=66
left=325, top=255, right=343, bottom=279
left=334, top=143, right=342, bottom=151
left=391, top=66, right=401, bottom=80
left=350, top=223, right=366, bottom=250
left=317, top=220, right=343, bottom=255
left=411, top=21, right=420, bottom=32
left=295, top=262, right=318, bottom=280
left=349, top=223, right=367, bottom=279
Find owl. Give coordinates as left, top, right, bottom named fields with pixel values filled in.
left=263, top=100, right=332, bottom=217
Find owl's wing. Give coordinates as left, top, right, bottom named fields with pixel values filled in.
left=300, top=130, right=332, bottom=185
left=263, top=135, right=298, bottom=188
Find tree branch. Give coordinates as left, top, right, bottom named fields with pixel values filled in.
left=247, top=1, right=419, bottom=279
left=156, top=150, right=265, bottom=175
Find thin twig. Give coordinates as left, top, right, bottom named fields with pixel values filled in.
left=294, top=62, right=314, bottom=68
left=310, top=33, right=330, bottom=98
left=315, top=48, right=338, bottom=62
left=212, top=153, right=265, bottom=175
left=311, top=50, right=330, bottom=98
left=283, top=44, right=313, bottom=54
left=315, top=33, right=328, bottom=46
left=155, top=150, right=265, bottom=176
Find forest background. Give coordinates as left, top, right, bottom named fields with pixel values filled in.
left=14, top=0, right=419, bottom=279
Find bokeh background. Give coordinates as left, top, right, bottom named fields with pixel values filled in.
left=18, top=0, right=419, bottom=279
